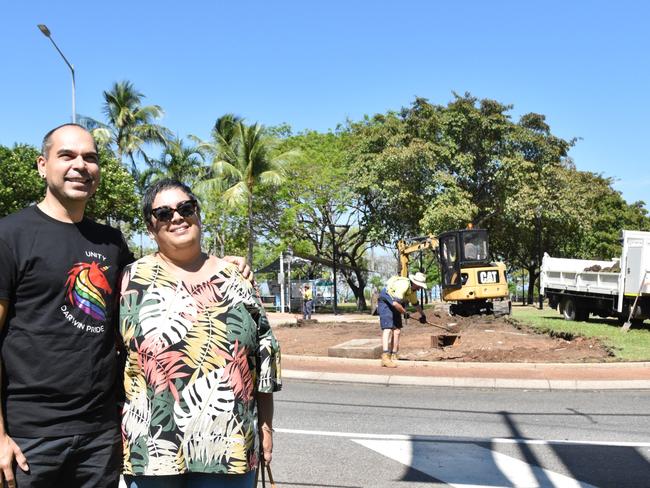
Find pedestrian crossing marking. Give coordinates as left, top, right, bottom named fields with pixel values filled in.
left=353, top=438, right=597, bottom=488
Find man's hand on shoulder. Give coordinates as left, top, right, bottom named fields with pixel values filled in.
left=223, top=256, right=253, bottom=283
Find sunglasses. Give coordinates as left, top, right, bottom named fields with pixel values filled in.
left=151, top=199, right=198, bottom=222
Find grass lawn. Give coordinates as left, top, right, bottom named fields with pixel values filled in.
left=511, top=305, right=650, bottom=361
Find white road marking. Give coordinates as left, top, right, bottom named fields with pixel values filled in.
left=276, top=428, right=644, bottom=487
left=354, top=438, right=597, bottom=488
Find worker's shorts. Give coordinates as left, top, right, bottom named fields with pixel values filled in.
left=377, top=289, right=403, bottom=330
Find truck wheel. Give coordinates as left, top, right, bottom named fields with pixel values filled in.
left=562, top=298, right=578, bottom=321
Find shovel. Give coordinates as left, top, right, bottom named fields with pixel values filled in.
left=421, top=317, right=458, bottom=332
left=622, top=270, right=649, bottom=332
left=405, top=313, right=459, bottom=332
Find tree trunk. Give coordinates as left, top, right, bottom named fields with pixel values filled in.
left=355, top=274, right=368, bottom=311
left=526, top=266, right=539, bottom=305
left=247, top=192, right=254, bottom=267
left=342, top=267, right=368, bottom=311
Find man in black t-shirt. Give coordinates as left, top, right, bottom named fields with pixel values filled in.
left=0, top=124, right=131, bottom=488
left=0, top=124, right=252, bottom=488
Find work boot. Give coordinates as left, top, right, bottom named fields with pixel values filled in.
left=381, top=353, right=397, bottom=368
left=390, top=352, right=399, bottom=364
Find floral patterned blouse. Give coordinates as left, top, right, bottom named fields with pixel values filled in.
left=119, top=255, right=281, bottom=476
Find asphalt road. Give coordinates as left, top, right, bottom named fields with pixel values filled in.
left=271, top=379, right=650, bottom=488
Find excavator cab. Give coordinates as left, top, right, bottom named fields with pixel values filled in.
left=439, top=229, right=491, bottom=289
left=459, top=229, right=490, bottom=266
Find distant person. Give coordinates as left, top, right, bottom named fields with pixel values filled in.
left=377, top=272, right=428, bottom=367
left=119, top=179, right=281, bottom=487
left=301, top=283, right=313, bottom=320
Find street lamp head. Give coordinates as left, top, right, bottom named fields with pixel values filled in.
left=35, top=23, right=76, bottom=123
left=37, top=24, right=51, bottom=37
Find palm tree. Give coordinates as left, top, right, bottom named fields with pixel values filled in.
left=194, top=114, right=296, bottom=265
left=142, top=137, right=205, bottom=188
left=98, top=81, right=172, bottom=174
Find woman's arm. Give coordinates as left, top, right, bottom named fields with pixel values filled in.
left=257, top=392, right=274, bottom=464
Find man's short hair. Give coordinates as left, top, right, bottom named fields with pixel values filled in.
left=41, top=123, right=98, bottom=158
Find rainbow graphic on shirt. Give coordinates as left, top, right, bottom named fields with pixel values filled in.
left=64, top=262, right=112, bottom=321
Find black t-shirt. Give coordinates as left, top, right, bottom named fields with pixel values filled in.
left=0, top=206, right=134, bottom=437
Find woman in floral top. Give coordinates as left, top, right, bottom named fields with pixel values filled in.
left=119, top=179, right=281, bottom=488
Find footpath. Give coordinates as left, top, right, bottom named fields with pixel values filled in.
left=267, top=312, right=650, bottom=390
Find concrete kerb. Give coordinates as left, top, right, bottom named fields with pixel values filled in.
left=282, top=369, right=650, bottom=390
left=281, top=355, right=650, bottom=390
left=283, top=354, right=650, bottom=371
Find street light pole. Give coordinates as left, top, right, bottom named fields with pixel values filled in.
left=328, top=224, right=351, bottom=315
left=37, top=24, right=76, bottom=123
left=286, top=249, right=293, bottom=312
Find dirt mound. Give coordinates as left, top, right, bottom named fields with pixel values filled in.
left=273, top=309, right=611, bottom=363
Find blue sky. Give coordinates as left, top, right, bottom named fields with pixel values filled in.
left=2, top=1, right=648, bottom=206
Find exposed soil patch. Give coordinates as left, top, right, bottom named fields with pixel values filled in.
left=273, top=308, right=611, bottom=363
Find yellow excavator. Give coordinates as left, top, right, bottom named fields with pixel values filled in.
left=397, top=228, right=511, bottom=316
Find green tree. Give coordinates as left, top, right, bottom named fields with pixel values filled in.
left=142, top=137, right=205, bottom=188
left=347, top=94, right=582, bottom=301
left=200, top=197, right=248, bottom=258
left=488, top=112, right=576, bottom=303
left=257, top=129, right=374, bottom=310
left=561, top=171, right=649, bottom=260
left=85, top=147, right=140, bottom=229
left=347, top=110, right=433, bottom=243
left=0, top=144, right=139, bottom=234
left=96, top=80, right=171, bottom=173
left=194, top=114, right=295, bottom=266
left=0, top=144, right=43, bottom=217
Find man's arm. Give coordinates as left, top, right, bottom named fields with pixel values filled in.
left=391, top=300, right=407, bottom=314
left=223, top=256, right=253, bottom=282
left=409, top=294, right=427, bottom=322
left=0, top=300, right=29, bottom=488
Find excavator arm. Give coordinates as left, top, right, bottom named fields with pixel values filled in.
left=397, top=235, right=439, bottom=277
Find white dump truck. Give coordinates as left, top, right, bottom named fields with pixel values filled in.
left=540, top=230, right=650, bottom=324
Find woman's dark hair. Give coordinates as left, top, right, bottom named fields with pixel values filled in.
left=142, top=178, right=199, bottom=225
